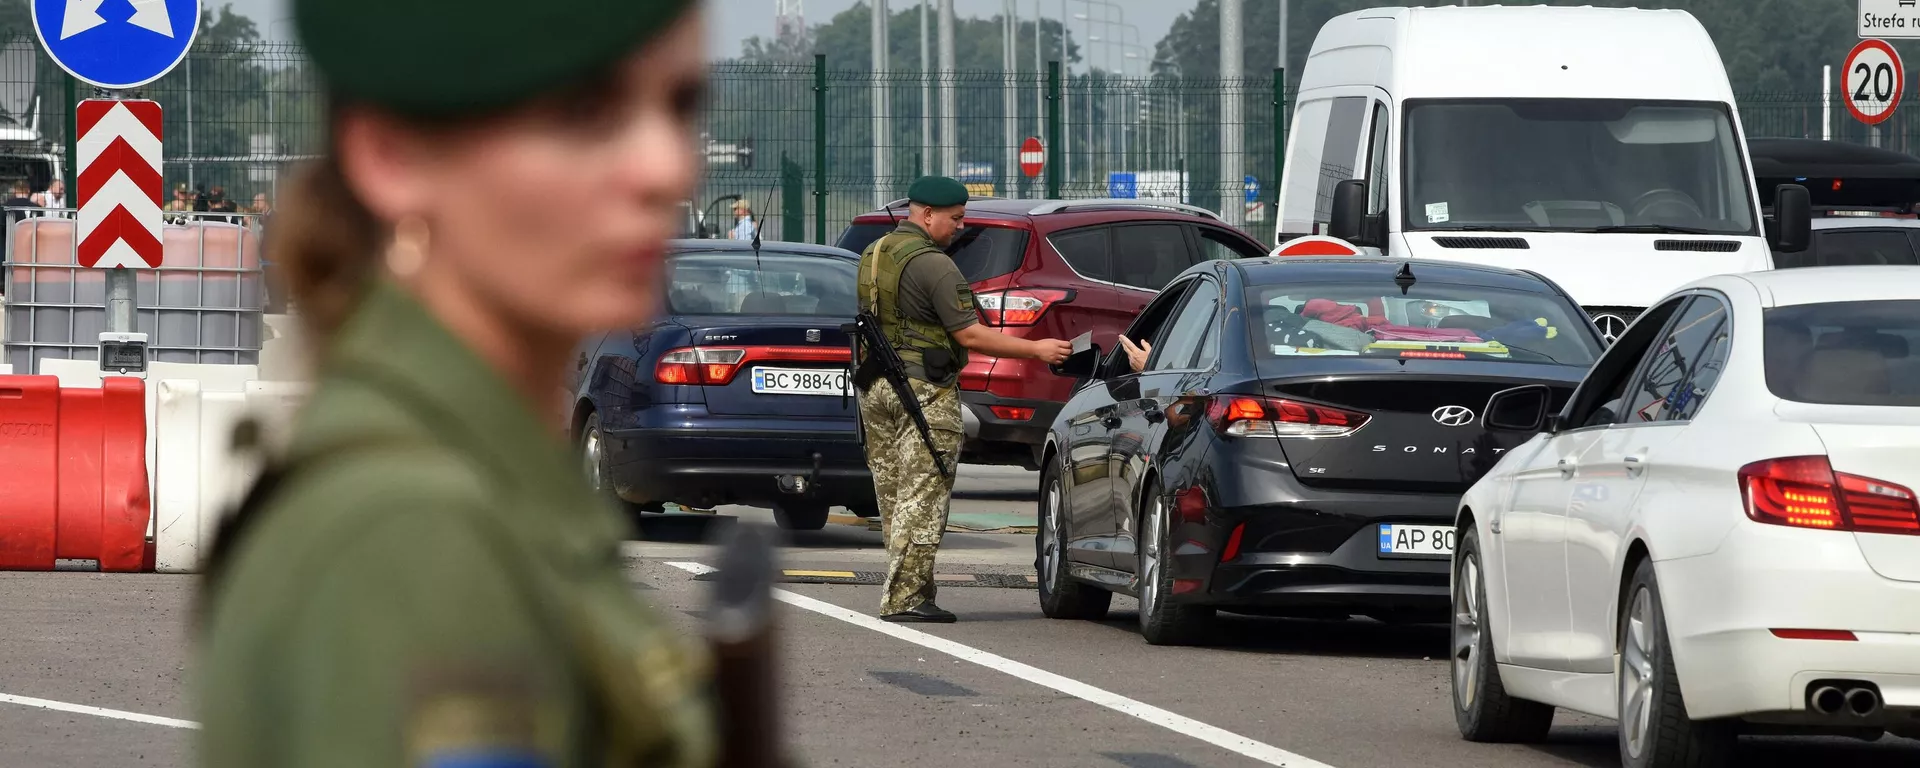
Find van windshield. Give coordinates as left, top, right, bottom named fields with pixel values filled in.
left=1402, top=99, right=1756, bottom=236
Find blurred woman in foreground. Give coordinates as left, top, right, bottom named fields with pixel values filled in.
left=195, top=1, right=719, bottom=765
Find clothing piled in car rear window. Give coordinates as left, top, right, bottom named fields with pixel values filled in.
left=1247, top=282, right=1599, bottom=367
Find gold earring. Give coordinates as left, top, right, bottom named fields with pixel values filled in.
left=385, top=216, right=431, bottom=279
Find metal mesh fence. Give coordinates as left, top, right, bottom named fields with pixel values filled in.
left=0, top=38, right=1905, bottom=248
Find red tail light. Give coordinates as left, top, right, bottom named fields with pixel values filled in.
left=1204, top=395, right=1369, bottom=438
left=1739, top=456, right=1920, bottom=535
left=1399, top=350, right=1467, bottom=360
left=989, top=405, right=1034, bottom=421
left=654, top=345, right=850, bottom=386
left=1221, top=523, right=1246, bottom=562
left=976, top=288, right=1073, bottom=326
left=1769, top=628, right=1858, bottom=641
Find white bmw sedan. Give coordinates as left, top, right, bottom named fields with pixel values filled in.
left=1448, top=266, right=1920, bottom=767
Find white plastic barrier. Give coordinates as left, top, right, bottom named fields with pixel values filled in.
left=259, top=314, right=311, bottom=383
left=37, top=359, right=260, bottom=511
left=0, top=363, right=10, bottom=374
left=153, top=379, right=310, bottom=573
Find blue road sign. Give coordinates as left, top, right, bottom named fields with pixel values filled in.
left=33, top=0, right=201, bottom=90
left=1244, top=175, right=1261, bottom=204
left=1108, top=172, right=1138, bottom=199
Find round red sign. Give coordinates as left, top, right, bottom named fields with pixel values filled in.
left=1844, top=38, right=1905, bottom=127
left=1019, top=137, right=1045, bottom=178
left=1271, top=235, right=1365, bottom=257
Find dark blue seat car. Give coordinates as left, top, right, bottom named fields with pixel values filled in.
left=565, top=240, right=873, bottom=530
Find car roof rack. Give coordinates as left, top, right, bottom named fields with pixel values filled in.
left=1025, top=198, right=1222, bottom=221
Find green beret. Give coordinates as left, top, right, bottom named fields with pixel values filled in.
left=907, top=176, right=970, bottom=208
left=295, top=0, right=699, bottom=118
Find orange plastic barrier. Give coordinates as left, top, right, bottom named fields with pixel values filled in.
left=0, top=375, right=151, bottom=571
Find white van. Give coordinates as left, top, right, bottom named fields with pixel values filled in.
left=1275, top=4, right=1810, bottom=340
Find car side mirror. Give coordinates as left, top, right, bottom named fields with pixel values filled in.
left=1769, top=183, right=1811, bottom=253
left=1483, top=384, right=1551, bottom=432
left=1052, top=343, right=1102, bottom=380
left=1330, top=179, right=1367, bottom=243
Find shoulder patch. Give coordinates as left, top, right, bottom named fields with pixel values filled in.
left=956, top=285, right=975, bottom=312
left=405, top=664, right=557, bottom=768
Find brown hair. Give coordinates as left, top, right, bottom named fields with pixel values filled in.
left=265, top=155, right=388, bottom=352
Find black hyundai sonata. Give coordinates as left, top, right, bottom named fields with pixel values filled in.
left=1036, top=256, right=1606, bottom=645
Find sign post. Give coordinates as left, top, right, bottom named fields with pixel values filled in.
left=32, top=0, right=200, bottom=374
left=1843, top=38, right=1904, bottom=148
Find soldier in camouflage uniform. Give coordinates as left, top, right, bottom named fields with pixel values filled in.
left=856, top=176, right=1073, bottom=623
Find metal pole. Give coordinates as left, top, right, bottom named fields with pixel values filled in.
left=1004, top=0, right=1018, bottom=197
left=1060, top=0, right=1070, bottom=188
left=101, top=89, right=133, bottom=334
left=62, top=74, right=77, bottom=200
left=1047, top=61, right=1062, bottom=199
left=873, top=0, right=891, bottom=208
left=1220, top=0, right=1244, bottom=227
left=921, top=0, right=932, bottom=174
left=186, top=58, right=194, bottom=191
left=1034, top=0, right=1043, bottom=141
left=1822, top=64, right=1832, bottom=142
left=814, top=54, right=828, bottom=244
left=938, top=0, right=958, bottom=176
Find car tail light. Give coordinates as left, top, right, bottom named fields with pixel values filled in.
left=1769, top=628, right=1858, bottom=641
left=1398, top=350, right=1467, bottom=360
left=654, top=346, right=849, bottom=386
left=1739, top=456, right=1920, bottom=535
left=1204, top=395, right=1369, bottom=438
left=976, top=288, right=1073, bottom=326
left=989, top=405, right=1034, bottom=421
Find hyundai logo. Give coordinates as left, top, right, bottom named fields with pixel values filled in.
left=805, top=329, right=822, bottom=343
left=1592, top=313, right=1629, bottom=344
left=1431, top=405, right=1475, bottom=427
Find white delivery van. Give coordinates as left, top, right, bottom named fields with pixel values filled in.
left=1275, top=4, right=1810, bottom=340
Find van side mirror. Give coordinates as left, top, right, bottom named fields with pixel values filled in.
left=1330, top=179, right=1367, bottom=243
left=1769, top=183, right=1812, bottom=253
left=1483, top=384, right=1552, bottom=432
left=1051, top=343, right=1102, bottom=380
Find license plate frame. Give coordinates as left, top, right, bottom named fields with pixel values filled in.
left=1376, top=523, right=1456, bottom=560
left=750, top=366, right=853, bottom=397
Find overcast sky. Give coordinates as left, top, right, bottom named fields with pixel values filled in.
left=231, top=0, right=1192, bottom=62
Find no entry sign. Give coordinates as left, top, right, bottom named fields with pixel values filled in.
left=1271, top=235, right=1365, bottom=257
left=1019, top=137, right=1045, bottom=178
left=1845, top=38, right=1905, bottom=126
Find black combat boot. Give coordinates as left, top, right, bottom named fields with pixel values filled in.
left=881, top=601, right=957, bottom=623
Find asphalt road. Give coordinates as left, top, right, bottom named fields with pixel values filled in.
left=3, top=464, right=1918, bottom=767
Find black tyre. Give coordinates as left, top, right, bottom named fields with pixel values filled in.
left=1135, top=482, right=1213, bottom=646
left=774, top=502, right=831, bottom=531
left=1452, top=526, right=1555, bottom=742
left=580, top=411, right=620, bottom=501
left=1036, top=459, right=1111, bottom=620
left=1618, top=559, right=1735, bottom=768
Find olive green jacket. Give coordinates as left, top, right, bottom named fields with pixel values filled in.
left=196, top=279, right=715, bottom=768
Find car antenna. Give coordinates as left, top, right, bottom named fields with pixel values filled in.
left=750, top=184, right=776, bottom=269
left=1395, top=262, right=1415, bottom=295
left=883, top=196, right=900, bottom=227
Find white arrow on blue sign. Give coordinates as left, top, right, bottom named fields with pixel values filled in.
left=1244, top=175, right=1261, bottom=203
left=33, top=0, right=202, bottom=90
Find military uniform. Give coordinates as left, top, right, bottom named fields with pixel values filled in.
left=198, top=281, right=717, bottom=767
left=197, top=1, right=715, bottom=765
left=855, top=180, right=979, bottom=620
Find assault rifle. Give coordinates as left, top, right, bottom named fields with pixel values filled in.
left=841, top=311, right=954, bottom=481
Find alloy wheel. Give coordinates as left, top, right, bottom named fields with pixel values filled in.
left=1453, top=552, right=1482, bottom=708
left=1621, top=587, right=1656, bottom=760
left=582, top=425, right=605, bottom=491
left=1041, top=483, right=1062, bottom=593
left=1139, top=498, right=1163, bottom=618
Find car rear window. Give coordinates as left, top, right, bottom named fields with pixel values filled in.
left=665, top=250, right=857, bottom=316
left=1245, top=282, right=1600, bottom=368
left=835, top=222, right=1029, bottom=283
left=1764, top=300, right=1920, bottom=406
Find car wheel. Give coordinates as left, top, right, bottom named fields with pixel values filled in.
left=774, top=502, right=831, bottom=531
left=1618, top=559, right=1735, bottom=768
left=580, top=412, right=618, bottom=498
left=1452, top=526, right=1554, bottom=742
left=1135, top=482, right=1213, bottom=646
left=1036, top=459, right=1112, bottom=620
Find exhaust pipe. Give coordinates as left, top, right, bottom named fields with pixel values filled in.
left=1811, top=686, right=1847, bottom=715
left=1846, top=687, right=1882, bottom=718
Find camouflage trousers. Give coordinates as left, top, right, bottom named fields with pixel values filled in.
left=858, top=378, right=963, bottom=616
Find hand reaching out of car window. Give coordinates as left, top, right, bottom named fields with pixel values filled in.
left=1117, top=336, right=1151, bottom=372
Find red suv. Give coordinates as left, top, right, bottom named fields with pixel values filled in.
left=836, top=198, right=1271, bottom=469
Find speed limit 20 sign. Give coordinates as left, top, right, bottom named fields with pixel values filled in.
left=1845, top=38, right=1905, bottom=126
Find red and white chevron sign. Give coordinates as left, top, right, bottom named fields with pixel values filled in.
left=76, top=99, right=164, bottom=269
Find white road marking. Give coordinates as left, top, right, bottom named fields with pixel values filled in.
left=0, top=692, right=198, bottom=729
left=668, top=561, right=1336, bottom=768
